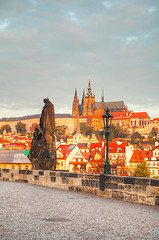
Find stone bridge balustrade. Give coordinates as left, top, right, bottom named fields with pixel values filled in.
left=0, top=168, right=158, bottom=206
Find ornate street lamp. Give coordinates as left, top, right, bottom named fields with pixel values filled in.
left=102, top=108, right=113, bottom=174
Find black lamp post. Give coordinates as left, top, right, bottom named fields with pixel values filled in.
left=102, top=108, right=113, bottom=174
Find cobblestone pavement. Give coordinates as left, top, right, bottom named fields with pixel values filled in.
left=0, top=181, right=159, bottom=240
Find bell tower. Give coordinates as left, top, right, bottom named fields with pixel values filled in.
left=72, top=88, right=79, bottom=117
left=82, top=78, right=95, bottom=116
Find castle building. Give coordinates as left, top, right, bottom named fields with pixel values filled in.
left=72, top=79, right=127, bottom=117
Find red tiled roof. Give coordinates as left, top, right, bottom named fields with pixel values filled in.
left=57, top=144, right=76, bottom=158
left=87, top=114, right=103, bottom=119
left=90, top=141, right=128, bottom=154
left=130, top=112, right=150, bottom=119
left=129, top=149, right=152, bottom=163
left=67, top=136, right=73, bottom=139
left=151, top=118, right=159, bottom=122
left=85, top=111, right=150, bottom=120
left=110, top=111, right=132, bottom=119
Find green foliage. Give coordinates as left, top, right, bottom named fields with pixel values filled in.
left=55, top=125, right=67, bottom=141
left=80, top=123, right=93, bottom=136
left=15, top=121, right=26, bottom=135
left=0, top=124, right=12, bottom=134
left=108, top=124, right=129, bottom=141
left=131, top=131, right=143, bottom=140
left=73, top=123, right=93, bottom=136
left=133, top=161, right=150, bottom=178
left=151, top=127, right=158, bottom=137
left=148, top=132, right=156, bottom=144
left=94, top=130, right=102, bottom=140
left=95, top=124, right=128, bottom=141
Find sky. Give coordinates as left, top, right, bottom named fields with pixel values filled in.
left=0, top=0, right=159, bottom=119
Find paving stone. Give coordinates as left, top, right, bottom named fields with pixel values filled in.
left=0, top=181, right=159, bottom=240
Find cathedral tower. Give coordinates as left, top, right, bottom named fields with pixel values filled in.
left=72, top=88, right=79, bottom=117
left=82, top=78, right=95, bottom=116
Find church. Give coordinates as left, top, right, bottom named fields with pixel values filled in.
left=72, top=80, right=127, bottom=117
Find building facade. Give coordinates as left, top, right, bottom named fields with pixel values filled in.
left=0, top=114, right=75, bottom=134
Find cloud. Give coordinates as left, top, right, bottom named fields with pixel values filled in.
left=148, top=6, right=156, bottom=14
left=0, top=0, right=159, bottom=119
left=103, top=1, right=112, bottom=9
left=0, top=19, right=10, bottom=31
left=67, top=12, right=80, bottom=24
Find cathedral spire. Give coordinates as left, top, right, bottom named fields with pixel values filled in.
left=74, top=88, right=77, bottom=98
left=72, top=88, right=79, bottom=117
left=86, top=77, right=93, bottom=97
left=101, top=89, right=104, bottom=102
left=82, top=89, right=85, bottom=98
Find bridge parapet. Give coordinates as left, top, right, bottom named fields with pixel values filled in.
left=0, top=168, right=158, bottom=206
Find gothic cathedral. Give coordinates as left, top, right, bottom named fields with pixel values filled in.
left=72, top=79, right=127, bottom=117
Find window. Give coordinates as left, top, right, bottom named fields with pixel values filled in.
left=152, top=170, right=155, bottom=175
left=18, top=166, right=21, bottom=170
left=61, top=162, right=63, bottom=166
left=12, top=165, right=15, bottom=169
left=3, top=165, right=6, bottom=169
left=25, top=166, right=28, bottom=170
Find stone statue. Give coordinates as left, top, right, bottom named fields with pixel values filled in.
left=28, top=98, right=56, bottom=170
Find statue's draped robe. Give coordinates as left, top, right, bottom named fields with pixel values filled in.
left=40, top=101, right=56, bottom=159
left=28, top=99, right=56, bottom=170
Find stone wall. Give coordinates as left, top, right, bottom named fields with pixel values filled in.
left=0, top=168, right=158, bottom=206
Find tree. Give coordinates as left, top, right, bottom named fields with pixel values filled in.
left=151, top=127, right=158, bottom=138
left=15, top=121, right=26, bottom=135
left=80, top=123, right=93, bottom=136
left=148, top=132, right=156, bottom=144
left=131, top=131, right=142, bottom=140
left=73, top=123, right=93, bottom=136
left=0, top=124, right=12, bottom=133
left=55, top=125, right=67, bottom=141
left=108, top=124, right=128, bottom=141
left=133, top=161, right=150, bottom=178
left=95, top=125, right=128, bottom=141
left=30, top=123, right=39, bottom=133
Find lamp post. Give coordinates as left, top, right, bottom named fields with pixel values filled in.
left=102, top=108, right=113, bottom=174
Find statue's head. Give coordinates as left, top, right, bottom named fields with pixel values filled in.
left=35, top=127, right=39, bottom=133
left=43, top=97, right=49, bottom=104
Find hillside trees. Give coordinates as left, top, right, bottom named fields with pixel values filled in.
left=151, top=127, right=158, bottom=138
left=55, top=125, right=68, bottom=141
left=0, top=124, right=12, bottom=134
left=133, top=161, right=150, bottom=178
left=80, top=123, right=93, bottom=136
left=73, top=123, right=93, bottom=136
left=15, top=121, right=26, bottom=135
left=131, top=131, right=143, bottom=140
